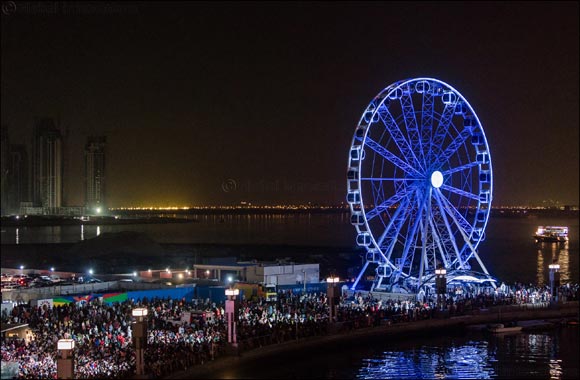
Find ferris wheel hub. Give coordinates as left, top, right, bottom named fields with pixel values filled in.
left=430, top=171, right=443, bottom=188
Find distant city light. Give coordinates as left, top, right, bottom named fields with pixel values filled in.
left=132, top=271, right=137, bottom=277
left=20, top=265, right=24, bottom=270
left=227, top=275, right=233, bottom=283
left=95, top=207, right=102, bottom=214
left=50, top=267, right=55, bottom=272
left=88, top=269, right=94, bottom=275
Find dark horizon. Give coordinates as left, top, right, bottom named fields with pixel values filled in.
left=2, top=2, right=578, bottom=208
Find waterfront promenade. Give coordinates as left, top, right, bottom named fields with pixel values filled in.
left=2, top=286, right=578, bottom=379
left=167, top=301, right=580, bottom=379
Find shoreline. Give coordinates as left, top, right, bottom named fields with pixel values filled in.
left=0, top=216, right=197, bottom=227
left=166, top=302, right=580, bottom=379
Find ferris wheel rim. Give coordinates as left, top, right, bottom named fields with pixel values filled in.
left=347, top=77, right=494, bottom=287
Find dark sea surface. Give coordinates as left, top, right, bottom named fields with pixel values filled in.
left=194, top=327, right=579, bottom=379
left=1, top=213, right=578, bottom=284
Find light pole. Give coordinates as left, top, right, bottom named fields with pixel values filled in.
left=326, top=276, right=340, bottom=322
left=435, top=266, right=447, bottom=311
left=132, top=308, right=148, bottom=376
left=225, top=288, right=239, bottom=350
left=549, top=263, right=560, bottom=302
left=57, top=339, right=75, bottom=379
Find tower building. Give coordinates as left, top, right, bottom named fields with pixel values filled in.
left=32, top=118, right=63, bottom=209
left=84, top=136, right=106, bottom=213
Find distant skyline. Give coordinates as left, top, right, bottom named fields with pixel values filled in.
left=2, top=2, right=578, bottom=207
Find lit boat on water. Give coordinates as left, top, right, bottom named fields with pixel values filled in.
left=534, top=226, right=569, bottom=243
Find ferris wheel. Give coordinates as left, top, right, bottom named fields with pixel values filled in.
left=347, top=78, right=495, bottom=292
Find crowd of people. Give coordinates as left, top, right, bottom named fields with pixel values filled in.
left=1, top=282, right=578, bottom=379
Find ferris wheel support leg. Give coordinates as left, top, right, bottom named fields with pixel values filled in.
left=351, top=260, right=370, bottom=291
left=437, top=189, right=497, bottom=289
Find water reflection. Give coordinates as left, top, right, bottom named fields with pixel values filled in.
left=96, top=226, right=101, bottom=236
left=81, top=225, right=85, bottom=241
left=537, top=249, right=545, bottom=286
left=15, top=228, right=19, bottom=245
left=536, top=242, right=571, bottom=286
left=355, top=331, right=577, bottom=380
left=549, top=359, right=562, bottom=380
left=357, top=341, right=495, bottom=379
left=556, top=246, right=570, bottom=283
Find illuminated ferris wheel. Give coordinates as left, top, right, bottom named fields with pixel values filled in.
left=347, top=78, right=495, bottom=292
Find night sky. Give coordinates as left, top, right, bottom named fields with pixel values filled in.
left=1, top=2, right=578, bottom=207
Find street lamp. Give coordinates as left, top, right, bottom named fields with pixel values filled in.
left=326, top=276, right=340, bottom=322
left=57, top=339, right=75, bottom=379
left=549, top=263, right=560, bottom=302
left=225, top=288, right=239, bottom=350
left=435, top=266, right=447, bottom=310
left=132, top=308, right=148, bottom=376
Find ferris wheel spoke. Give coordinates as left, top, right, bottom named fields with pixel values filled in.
left=427, top=212, right=449, bottom=268
left=376, top=193, right=413, bottom=246
left=420, top=89, right=434, bottom=167
left=361, top=177, right=417, bottom=181
left=429, top=99, right=458, bottom=163
left=431, top=212, right=454, bottom=266
left=364, top=136, right=423, bottom=177
left=442, top=162, right=479, bottom=175
left=381, top=198, right=413, bottom=262
left=434, top=127, right=472, bottom=168
left=440, top=184, right=479, bottom=201
left=400, top=91, right=425, bottom=167
left=433, top=190, right=467, bottom=269
left=435, top=190, right=474, bottom=236
left=365, top=190, right=407, bottom=221
left=377, top=104, right=424, bottom=171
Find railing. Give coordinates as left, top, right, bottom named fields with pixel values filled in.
left=2, top=282, right=119, bottom=301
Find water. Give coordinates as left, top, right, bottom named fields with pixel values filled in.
left=189, top=327, right=579, bottom=379
left=1, top=214, right=578, bottom=284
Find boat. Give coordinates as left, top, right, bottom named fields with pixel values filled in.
left=486, top=323, right=523, bottom=334
left=533, top=226, right=569, bottom=243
